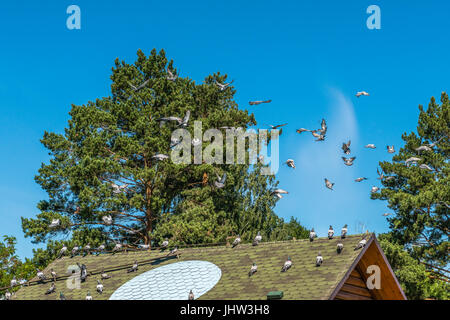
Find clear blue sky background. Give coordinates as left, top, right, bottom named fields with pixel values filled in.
left=1, top=1, right=449, bottom=259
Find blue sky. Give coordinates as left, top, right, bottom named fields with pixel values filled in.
left=1, top=0, right=449, bottom=259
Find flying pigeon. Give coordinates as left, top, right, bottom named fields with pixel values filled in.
left=382, top=213, right=392, bottom=217
left=355, top=177, right=368, bottom=182
left=328, top=226, right=334, bottom=239
left=354, top=236, right=368, bottom=250
left=356, top=91, right=369, bottom=97
left=341, top=224, right=348, bottom=238
left=102, top=215, right=113, bottom=226
left=188, top=290, right=194, bottom=300
left=58, top=245, right=67, bottom=258
left=215, top=80, right=234, bottom=91
left=166, top=68, right=177, bottom=81
left=311, top=130, right=325, bottom=141
left=324, top=178, right=334, bottom=190
left=157, top=111, right=190, bottom=128
left=232, top=235, right=241, bottom=248
left=337, top=243, right=344, bottom=254
left=253, top=231, right=262, bottom=246
left=271, top=188, right=289, bottom=199
left=318, top=119, right=327, bottom=135
left=405, top=157, right=422, bottom=167
left=365, top=144, right=376, bottom=149
left=152, top=154, right=169, bottom=161
left=419, top=164, right=434, bottom=171
left=342, top=140, right=351, bottom=154
left=316, top=252, right=323, bottom=266
left=214, top=173, right=227, bottom=189
left=309, top=228, right=316, bottom=242
left=161, top=238, right=169, bottom=249
left=85, top=291, right=93, bottom=300
left=128, top=79, right=149, bottom=92
left=111, top=182, right=128, bottom=194
left=101, top=268, right=111, bottom=280
left=415, top=145, right=431, bottom=153
left=281, top=256, right=292, bottom=272
left=296, top=128, right=311, bottom=134
left=371, top=186, right=380, bottom=193
left=266, top=123, right=287, bottom=129
left=49, top=219, right=60, bottom=229
left=387, top=145, right=395, bottom=154
left=249, top=100, right=272, bottom=105
left=248, top=263, right=258, bottom=277
left=45, top=282, right=56, bottom=295
left=96, top=280, right=104, bottom=294
left=428, top=136, right=446, bottom=148
left=342, top=156, right=356, bottom=166
left=285, top=159, right=295, bottom=169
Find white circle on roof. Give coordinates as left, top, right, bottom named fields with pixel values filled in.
left=109, top=260, right=222, bottom=300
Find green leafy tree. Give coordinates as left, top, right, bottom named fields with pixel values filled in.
left=378, top=233, right=449, bottom=300
left=22, top=48, right=301, bottom=253
left=372, top=92, right=449, bottom=274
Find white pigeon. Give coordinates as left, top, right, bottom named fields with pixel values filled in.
left=161, top=238, right=169, bottom=249
left=355, top=237, right=368, bottom=250
left=96, top=280, right=103, bottom=294
left=37, top=270, right=46, bottom=281
left=371, top=186, right=380, bottom=193
left=342, top=156, right=356, bottom=166
left=328, top=226, right=334, bottom=239
left=248, top=263, right=258, bottom=277
left=356, top=91, right=370, bottom=97
left=215, top=80, right=234, bottom=91
left=405, top=157, right=422, bottom=167
left=419, top=164, right=433, bottom=171
left=365, top=144, right=376, bottom=149
left=415, top=145, right=432, bottom=152
left=337, top=243, right=344, bottom=254
left=86, top=292, right=93, bottom=300
left=112, top=243, right=122, bottom=253
left=49, top=219, right=60, bottom=229
left=285, top=159, right=295, bottom=169
left=316, top=252, right=323, bottom=266
left=271, top=188, right=289, bottom=198
left=102, top=215, right=113, bottom=226
left=58, top=245, right=67, bottom=258
left=324, top=178, right=334, bottom=190
left=71, top=245, right=79, bottom=257
left=387, top=145, right=395, bottom=153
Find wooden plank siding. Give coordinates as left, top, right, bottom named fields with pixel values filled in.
left=334, top=265, right=375, bottom=300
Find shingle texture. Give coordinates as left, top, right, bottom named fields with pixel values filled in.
left=13, top=234, right=368, bottom=300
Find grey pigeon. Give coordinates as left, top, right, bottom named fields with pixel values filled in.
left=71, top=245, right=79, bottom=257
left=316, top=252, right=323, bottom=266
left=382, top=213, right=392, bottom=217
left=405, top=157, right=422, bottom=167
left=281, top=256, right=292, bottom=272
left=51, top=269, right=57, bottom=282
left=49, top=219, right=60, bottom=229
left=58, top=245, right=67, bottom=258
left=365, top=144, right=376, bottom=149
left=342, top=140, right=351, bottom=154
left=111, top=182, right=128, bottom=194
left=167, top=246, right=179, bottom=257
left=249, top=100, right=272, bottom=105
left=309, top=228, right=316, bottom=242
left=127, top=260, right=138, bottom=273
left=341, top=224, right=348, bottom=238
left=101, top=268, right=111, bottom=280
left=128, top=79, right=149, bottom=92
left=166, top=68, right=178, bottom=81
left=342, top=156, right=356, bottom=166
left=419, top=164, right=434, bottom=171
left=387, top=145, right=395, bottom=153
left=161, top=238, right=169, bottom=249
left=248, top=262, right=258, bottom=277
left=46, top=282, right=56, bottom=295
left=188, top=290, right=195, bottom=300
left=285, top=159, right=295, bottom=169
left=102, top=215, right=113, bottom=226
left=355, top=177, right=368, bottom=182
left=328, top=226, right=334, bottom=239
left=354, top=237, right=368, bottom=250
left=311, top=130, right=325, bottom=141
left=318, top=119, right=327, bottom=135
left=77, top=263, right=88, bottom=282
left=271, top=188, right=289, bottom=199
left=415, top=145, right=431, bottom=152
left=371, top=186, right=379, bottom=193
left=252, top=231, right=262, bottom=246
left=324, top=178, right=334, bottom=190
left=296, top=128, right=311, bottom=134
left=337, top=243, right=344, bottom=254
left=59, top=292, right=66, bottom=300
left=232, top=235, right=241, bottom=248
left=96, top=280, right=104, bottom=294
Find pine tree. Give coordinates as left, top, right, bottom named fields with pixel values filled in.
left=372, top=92, right=449, bottom=273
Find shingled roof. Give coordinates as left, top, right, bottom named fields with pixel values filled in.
left=11, top=233, right=406, bottom=300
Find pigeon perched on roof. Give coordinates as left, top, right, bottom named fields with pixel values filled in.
left=231, top=235, right=241, bottom=248
left=86, top=291, right=93, bottom=300
left=337, top=243, right=344, bottom=254
left=419, top=164, right=434, bottom=171
left=127, top=260, right=138, bottom=273
left=309, top=228, right=316, bottom=242
left=296, top=128, right=311, bottom=134
left=71, top=245, right=79, bottom=258
left=101, top=268, right=111, bottom=280
left=58, top=245, right=67, bottom=258
left=111, top=182, right=128, bottom=194
left=324, top=178, right=334, bottom=190
left=316, top=252, right=323, bottom=266
left=102, top=215, right=113, bottom=226
left=96, top=280, right=104, bottom=294
left=248, top=263, right=258, bottom=277
left=328, top=226, right=334, bottom=239
left=167, top=246, right=179, bottom=257
left=45, top=282, right=56, bottom=295
left=51, top=269, right=57, bottom=282
left=161, top=238, right=169, bottom=249
left=128, top=79, right=149, bottom=92
left=59, top=292, right=66, bottom=300
left=341, top=224, right=348, bottom=239
left=215, top=80, right=234, bottom=91
left=356, top=91, right=369, bottom=97
left=249, top=100, right=272, bottom=105
left=253, top=231, right=262, bottom=246
left=166, top=68, right=177, bottom=81
left=371, top=186, right=380, bottom=193
left=271, top=188, right=289, bottom=199
left=49, top=219, right=60, bottom=229
left=152, top=154, right=169, bottom=161
left=342, top=157, right=356, bottom=166
left=405, top=157, right=422, bottom=167
left=83, top=244, right=91, bottom=256
left=355, top=177, right=368, bottom=182
left=387, top=145, right=395, bottom=154
left=285, top=159, right=295, bottom=169
left=37, top=270, right=46, bottom=282
left=138, top=244, right=150, bottom=250
left=365, top=144, right=376, bottom=149
left=188, top=290, right=195, bottom=300
left=354, top=236, right=368, bottom=250
left=77, top=263, right=88, bottom=282
left=342, top=140, right=351, bottom=154
left=214, top=173, right=227, bottom=189
left=96, top=244, right=106, bottom=255
left=281, top=256, right=292, bottom=272
left=10, top=277, right=17, bottom=287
